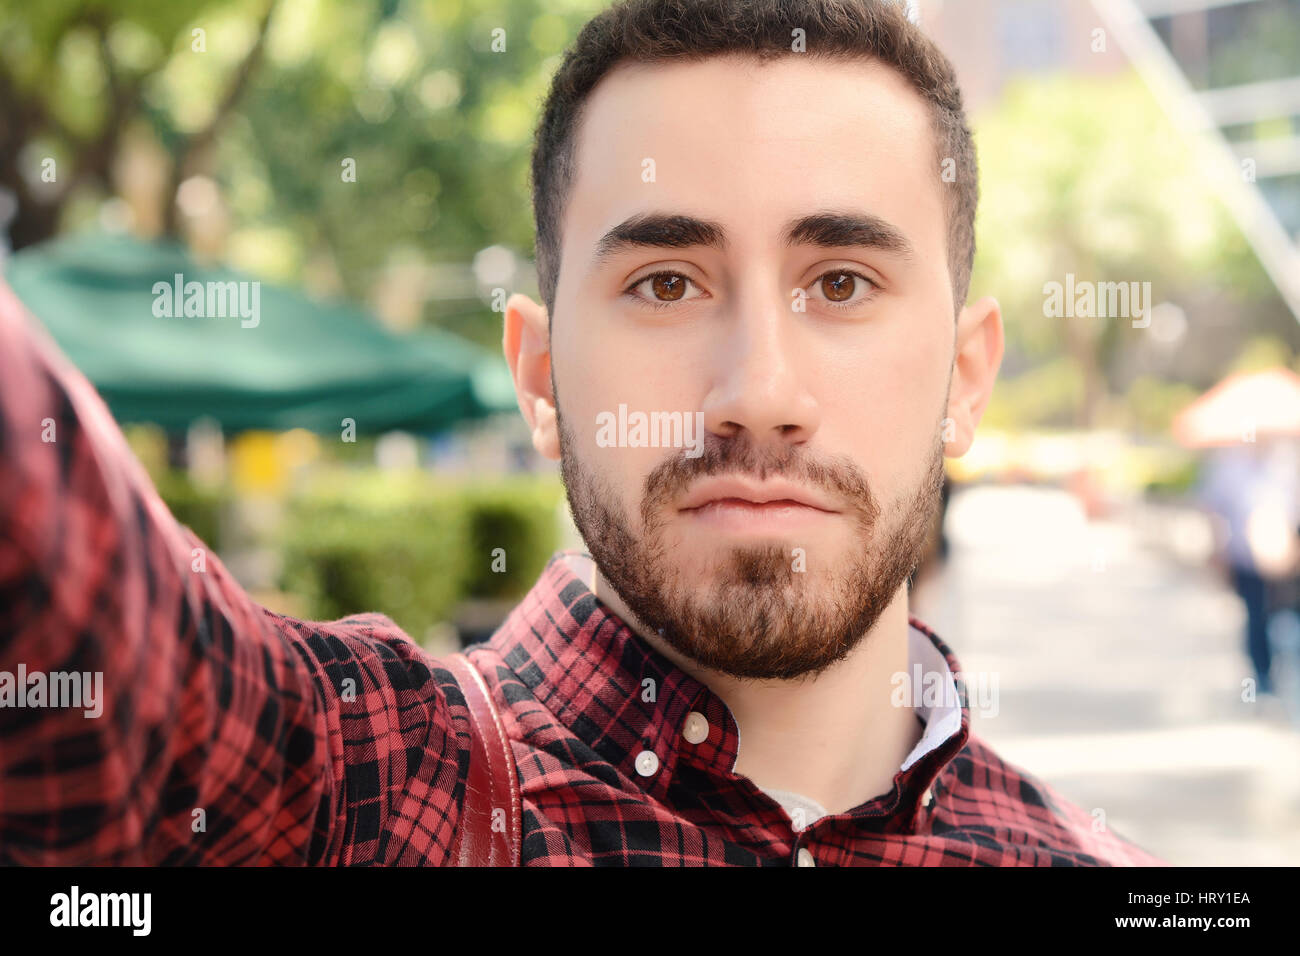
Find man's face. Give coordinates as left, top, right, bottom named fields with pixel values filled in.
left=546, top=55, right=957, bottom=681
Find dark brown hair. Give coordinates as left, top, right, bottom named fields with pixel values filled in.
left=529, top=0, right=978, bottom=319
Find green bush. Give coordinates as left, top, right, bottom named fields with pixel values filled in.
left=154, top=471, right=227, bottom=549
left=461, top=478, right=563, bottom=600
left=277, top=472, right=562, bottom=636
left=279, top=495, right=468, bottom=637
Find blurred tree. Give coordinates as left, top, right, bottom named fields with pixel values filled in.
left=1229, top=334, right=1293, bottom=374
left=0, top=0, right=276, bottom=249
left=970, top=71, right=1277, bottom=429
left=0, top=0, right=603, bottom=350
left=216, top=0, right=602, bottom=347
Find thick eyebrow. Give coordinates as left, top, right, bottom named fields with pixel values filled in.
left=592, top=213, right=727, bottom=266
left=590, top=209, right=915, bottom=266
left=782, top=211, right=915, bottom=260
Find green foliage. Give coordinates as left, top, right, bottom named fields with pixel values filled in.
left=1123, top=376, right=1200, bottom=437
left=460, top=478, right=562, bottom=600
left=0, top=0, right=605, bottom=347
left=968, top=70, right=1276, bottom=428
left=155, top=469, right=226, bottom=547
left=213, top=0, right=606, bottom=349
left=982, top=356, right=1085, bottom=429
left=277, top=471, right=562, bottom=636
left=278, top=492, right=469, bottom=638
left=971, top=71, right=1267, bottom=355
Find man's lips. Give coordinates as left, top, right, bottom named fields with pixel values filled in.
left=677, top=476, right=839, bottom=513
left=682, top=498, right=836, bottom=516
left=679, top=497, right=839, bottom=534
left=677, top=477, right=839, bottom=533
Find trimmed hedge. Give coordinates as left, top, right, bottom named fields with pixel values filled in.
left=277, top=496, right=465, bottom=638
left=460, top=479, right=564, bottom=600
left=153, top=468, right=565, bottom=636
left=277, top=472, right=563, bottom=637
left=154, top=471, right=227, bottom=549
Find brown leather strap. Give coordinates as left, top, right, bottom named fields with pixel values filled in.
left=444, top=652, right=521, bottom=866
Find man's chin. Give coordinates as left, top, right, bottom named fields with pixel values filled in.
left=662, top=533, right=850, bottom=584
left=644, top=596, right=868, bottom=681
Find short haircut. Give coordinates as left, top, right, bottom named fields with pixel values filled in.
left=529, top=0, right=979, bottom=320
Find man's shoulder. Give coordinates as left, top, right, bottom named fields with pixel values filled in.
left=258, top=606, right=459, bottom=697
left=256, top=604, right=528, bottom=726
left=264, top=607, right=413, bottom=646
left=948, top=733, right=1167, bottom=866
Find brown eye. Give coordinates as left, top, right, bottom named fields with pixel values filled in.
left=821, top=272, right=856, bottom=302
left=650, top=273, right=687, bottom=301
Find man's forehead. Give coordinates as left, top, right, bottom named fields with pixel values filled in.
left=563, top=53, right=942, bottom=256
left=574, top=52, right=933, bottom=155
left=586, top=52, right=927, bottom=114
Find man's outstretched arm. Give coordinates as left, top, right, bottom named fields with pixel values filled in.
left=0, top=281, right=464, bottom=865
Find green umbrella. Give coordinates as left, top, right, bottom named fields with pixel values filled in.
left=3, top=232, right=517, bottom=434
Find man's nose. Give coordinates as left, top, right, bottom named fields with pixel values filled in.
left=698, top=286, right=822, bottom=454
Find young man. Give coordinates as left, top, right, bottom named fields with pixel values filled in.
left=0, top=0, right=1162, bottom=865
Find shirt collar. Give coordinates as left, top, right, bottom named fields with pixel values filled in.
left=761, top=623, right=965, bottom=827
left=489, top=549, right=971, bottom=829
left=901, top=622, right=965, bottom=770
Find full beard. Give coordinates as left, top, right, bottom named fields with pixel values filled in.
left=557, top=404, right=947, bottom=681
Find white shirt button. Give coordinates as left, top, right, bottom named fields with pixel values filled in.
left=921, top=788, right=934, bottom=808
left=796, top=848, right=816, bottom=867
left=682, top=711, right=709, bottom=744
left=635, top=749, right=660, bottom=777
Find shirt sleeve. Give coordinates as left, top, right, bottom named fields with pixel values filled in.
left=0, top=280, right=466, bottom=865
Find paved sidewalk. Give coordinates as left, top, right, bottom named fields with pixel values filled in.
left=910, top=484, right=1300, bottom=866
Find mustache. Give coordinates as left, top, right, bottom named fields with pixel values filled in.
left=640, top=430, right=879, bottom=525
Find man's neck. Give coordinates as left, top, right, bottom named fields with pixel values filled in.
left=578, top=555, right=921, bottom=816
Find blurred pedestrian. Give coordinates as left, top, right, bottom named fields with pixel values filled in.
left=1196, top=437, right=1300, bottom=697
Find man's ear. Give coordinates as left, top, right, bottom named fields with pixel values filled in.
left=503, top=292, right=560, bottom=461
left=944, top=295, right=1003, bottom=458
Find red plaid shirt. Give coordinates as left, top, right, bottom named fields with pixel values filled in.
left=0, top=281, right=1163, bottom=866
